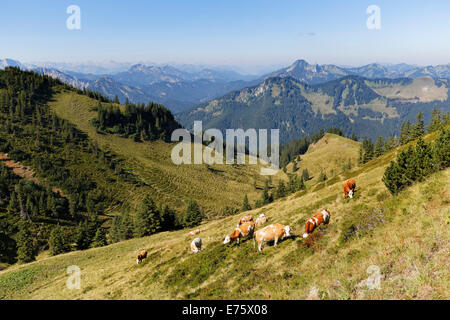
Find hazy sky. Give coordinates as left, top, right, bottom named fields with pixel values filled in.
left=1, top=0, right=450, bottom=69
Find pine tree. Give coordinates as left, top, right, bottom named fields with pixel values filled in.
left=428, top=107, right=443, bottom=133
left=120, top=210, right=134, bottom=240
left=261, top=183, right=271, bottom=205
left=275, top=181, right=287, bottom=199
left=91, top=227, right=107, bottom=248
left=241, top=194, right=251, bottom=212
left=433, top=128, right=450, bottom=169
left=49, top=225, right=71, bottom=255
left=75, top=221, right=91, bottom=250
left=413, top=112, right=425, bottom=139
left=318, top=171, right=327, bottom=182
left=160, top=205, right=176, bottom=231
left=301, top=169, right=310, bottom=181
left=362, top=137, right=374, bottom=163
left=414, top=137, right=435, bottom=181
left=358, top=144, right=364, bottom=164
left=374, top=136, right=384, bottom=157
left=183, top=200, right=204, bottom=228
left=399, top=120, right=412, bottom=145
left=16, top=222, right=35, bottom=263
left=134, top=196, right=161, bottom=237
left=109, top=216, right=122, bottom=244
left=384, top=137, right=398, bottom=152
left=382, top=161, right=405, bottom=195
left=397, top=146, right=416, bottom=185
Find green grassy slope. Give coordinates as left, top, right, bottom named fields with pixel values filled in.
left=47, top=88, right=271, bottom=216
left=1, top=130, right=448, bottom=300
left=285, top=133, right=360, bottom=184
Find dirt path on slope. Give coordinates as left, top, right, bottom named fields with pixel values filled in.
left=0, top=152, right=66, bottom=197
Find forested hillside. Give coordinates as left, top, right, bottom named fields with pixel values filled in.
left=0, top=68, right=268, bottom=268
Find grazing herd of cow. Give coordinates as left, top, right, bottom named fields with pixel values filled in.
left=136, top=179, right=356, bottom=263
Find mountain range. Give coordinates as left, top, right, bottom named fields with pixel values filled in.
left=3, top=58, right=450, bottom=114
left=2, top=58, right=450, bottom=141
left=177, top=75, right=450, bottom=143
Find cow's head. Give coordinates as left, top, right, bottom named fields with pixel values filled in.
left=348, top=190, right=354, bottom=199
left=284, top=225, right=291, bottom=237
left=223, top=235, right=231, bottom=244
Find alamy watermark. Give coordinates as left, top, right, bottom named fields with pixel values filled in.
left=171, top=121, right=280, bottom=175
left=66, top=265, right=81, bottom=290
left=367, top=5, right=381, bottom=30
left=66, top=5, right=81, bottom=30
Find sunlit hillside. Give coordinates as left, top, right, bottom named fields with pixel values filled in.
left=48, top=88, right=273, bottom=216
left=1, top=129, right=447, bottom=300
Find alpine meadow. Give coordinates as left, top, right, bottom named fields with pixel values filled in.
left=0, top=0, right=449, bottom=305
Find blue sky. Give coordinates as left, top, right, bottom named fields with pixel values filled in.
left=1, top=0, right=450, bottom=69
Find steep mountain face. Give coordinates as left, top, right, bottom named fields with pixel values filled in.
left=265, top=59, right=348, bottom=84
left=177, top=76, right=450, bottom=143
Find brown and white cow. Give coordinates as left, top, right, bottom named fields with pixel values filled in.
left=237, top=215, right=254, bottom=227
left=191, top=237, right=202, bottom=253
left=187, top=229, right=200, bottom=237
left=344, top=178, right=356, bottom=199
left=302, top=209, right=331, bottom=238
left=224, top=221, right=255, bottom=245
left=254, top=223, right=292, bottom=252
left=255, top=213, right=268, bottom=227
left=136, top=250, right=148, bottom=264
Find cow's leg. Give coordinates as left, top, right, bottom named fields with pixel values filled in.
left=136, top=259, right=140, bottom=265
left=274, top=237, right=279, bottom=246
left=258, top=240, right=263, bottom=252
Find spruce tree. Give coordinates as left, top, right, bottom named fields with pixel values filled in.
left=120, top=210, right=134, bottom=240
left=318, top=171, right=328, bottom=182
left=183, top=200, right=204, bottom=228
left=49, top=225, right=71, bottom=256
left=109, top=216, right=122, bottom=244
left=134, top=196, right=161, bottom=237
left=275, top=181, right=287, bottom=199
left=374, top=136, right=384, bottom=157
left=75, top=221, right=91, bottom=250
left=160, top=205, right=176, bottom=231
left=91, top=228, right=107, bottom=248
left=301, top=169, right=310, bottom=181
left=414, top=137, right=434, bottom=181
left=433, top=128, right=450, bottom=169
left=262, top=183, right=271, bottom=205
left=382, top=161, right=404, bottom=194
left=242, top=194, right=251, bottom=212
left=16, top=222, right=35, bottom=263
left=413, top=112, right=425, bottom=139
left=428, top=107, right=443, bottom=133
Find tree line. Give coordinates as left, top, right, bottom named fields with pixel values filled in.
left=383, top=127, right=449, bottom=195
left=359, top=108, right=449, bottom=165
left=90, top=100, right=181, bottom=142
